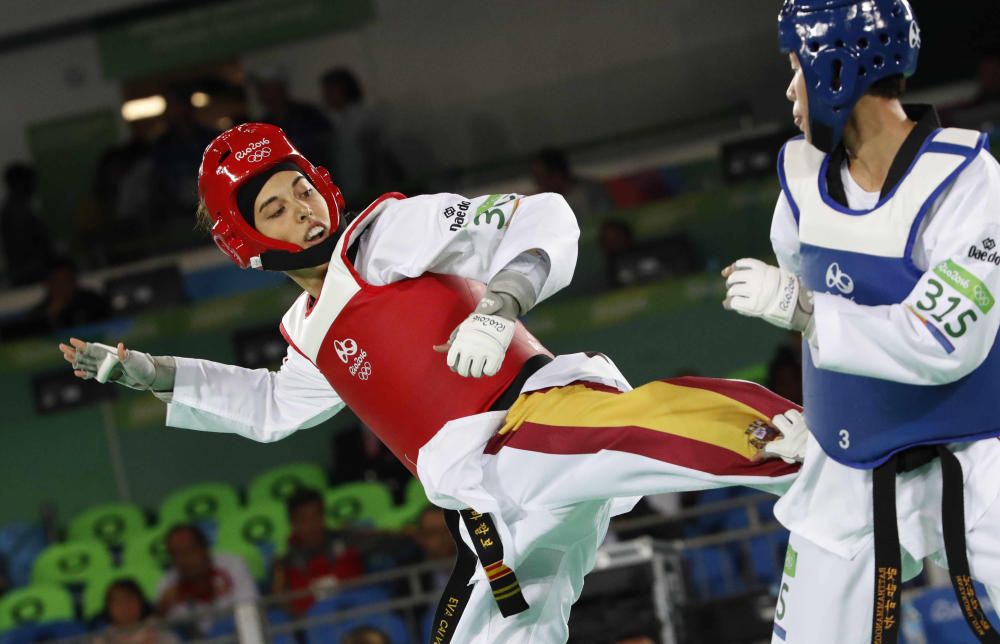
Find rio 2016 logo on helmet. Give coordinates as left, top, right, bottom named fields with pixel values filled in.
left=198, top=123, right=346, bottom=270
left=779, top=0, right=920, bottom=153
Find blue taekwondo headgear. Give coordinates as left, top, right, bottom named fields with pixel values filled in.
left=778, top=0, right=920, bottom=153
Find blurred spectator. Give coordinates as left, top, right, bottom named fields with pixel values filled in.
left=615, top=637, right=655, bottom=644
left=1, top=163, right=54, bottom=286
left=331, top=423, right=412, bottom=503
left=342, top=625, right=391, bottom=644
left=156, top=524, right=257, bottom=637
left=94, top=579, right=179, bottom=644
left=411, top=507, right=456, bottom=597
left=90, top=135, right=156, bottom=265
left=598, top=219, right=703, bottom=289
left=1, top=258, right=110, bottom=340
left=252, top=65, right=333, bottom=168
left=271, top=488, right=365, bottom=616
left=766, top=344, right=802, bottom=405
left=150, top=90, right=217, bottom=226
left=530, top=147, right=613, bottom=220
left=320, top=67, right=403, bottom=206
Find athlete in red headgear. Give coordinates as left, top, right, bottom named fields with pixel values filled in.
left=62, top=123, right=807, bottom=642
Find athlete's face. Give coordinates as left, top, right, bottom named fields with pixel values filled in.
left=253, top=170, right=332, bottom=249
left=787, top=53, right=810, bottom=141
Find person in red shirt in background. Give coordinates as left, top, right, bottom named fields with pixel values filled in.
left=271, top=488, right=365, bottom=615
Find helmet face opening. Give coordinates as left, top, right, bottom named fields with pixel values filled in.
left=198, top=123, right=346, bottom=270
left=779, top=0, right=920, bottom=152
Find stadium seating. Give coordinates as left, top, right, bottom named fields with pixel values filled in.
left=66, top=502, right=146, bottom=549
left=323, top=482, right=393, bottom=529
left=159, top=481, right=240, bottom=528
left=305, top=588, right=405, bottom=644
left=216, top=502, right=290, bottom=571
left=0, top=620, right=87, bottom=643
left=121, top=525, right=172, bottom=570
left=381, top=477, right=431, bottom=530
left=905, top=583, right=999, bottom=644
left=207, top=607, right=296, bottom=644
left=80, top=563, right=163, bottom=619
left=0, top=584, right=75, bottom=631
left=215, top=540, right=266, bottom=583
left=30, top=541, right=112, bottom=588
left=0, top=523, right=47, bottom=589
left=248, top=463, right=327, bottom=505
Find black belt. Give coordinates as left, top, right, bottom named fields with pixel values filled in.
left=428, top=357, right=547, bottom=642
left=428, top=509, right=528, bottom=643
left=489, top=354, right=553, bottom=412
left=871, top=446, right=1000, bottom=644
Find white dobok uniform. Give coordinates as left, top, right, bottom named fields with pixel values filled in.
left=769, top=132, right=1000, bottom=643
left=162, top=192, right=799, bottom=642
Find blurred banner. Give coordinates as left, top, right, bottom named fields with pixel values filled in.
left=96, top=0, right=376, bottom=79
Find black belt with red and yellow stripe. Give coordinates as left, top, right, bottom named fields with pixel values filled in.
left=427, top=356, right=551, bottom=643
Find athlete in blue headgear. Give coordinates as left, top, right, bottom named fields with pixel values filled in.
left=722, top=1, right=1000, bottom=643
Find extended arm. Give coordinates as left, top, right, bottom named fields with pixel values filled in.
left=61, top=338, right=344, bottom=442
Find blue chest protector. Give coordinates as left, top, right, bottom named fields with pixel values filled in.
left=778, top=128, right=1000, bottom=469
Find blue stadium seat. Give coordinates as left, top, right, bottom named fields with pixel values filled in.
left=0, top=524, right=47, bottom=589
left=905, top=584, right=999, bottom=644
left=0, top=620, right=86, bottom=644
left=748, top=531, right=789, bottom=588
left=305, top=612, right=410, bottom=644
left=683, top=546, right=745, bottom=600
left=207, top=608, right=295, bottom=644
left=305, top=585, right=393, bottom=615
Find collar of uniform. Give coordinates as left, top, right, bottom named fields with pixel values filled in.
left=824, top=104, right=941, bottom=206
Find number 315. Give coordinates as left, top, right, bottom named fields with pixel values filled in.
left=916, top=278, right=977, bottom=338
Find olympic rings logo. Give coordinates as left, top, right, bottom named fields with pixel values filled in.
left=246, top=147, right=272, bottom=163
left=974, top=285, right=993, bottom=309
left=357, top=362, right=372, bottom=380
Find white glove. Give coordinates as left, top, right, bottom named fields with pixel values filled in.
left=723, top=258, right=813, bottom=332
left=67, top=341, right=175, bottom=391
left=764, top=409, right=809, bottom=464
left=444, top=313, right=516, bottom=378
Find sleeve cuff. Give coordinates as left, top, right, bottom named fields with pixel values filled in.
left=807, top=292, right=846, bottom=369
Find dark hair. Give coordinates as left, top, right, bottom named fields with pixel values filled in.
left=866, top=74, right=906, bottom=99
left=165, top=523, right=209, bottom=548
left=286, top=487, right=325, bottom=517
left=4, top=163, right=35, bottom=192
left=342, top=625, right=391, bottom=644
left=321, top=68, right=363, bottom=103
left=533, top=147, right=571, bottom=177
left=195, top=199, right=213, bottom=234
left=104, top=578, right=153, bottom=621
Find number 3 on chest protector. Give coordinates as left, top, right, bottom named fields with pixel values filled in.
left=839, top=429, right=850, bottom=450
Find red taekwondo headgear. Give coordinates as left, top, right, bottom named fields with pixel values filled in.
left=198, top=123, right=346, bottom=271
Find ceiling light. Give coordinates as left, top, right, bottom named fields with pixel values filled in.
left=121, top=95, right=166, bottom=121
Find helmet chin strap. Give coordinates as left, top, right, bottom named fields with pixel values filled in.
left=254, top=233, right=340, bottom=271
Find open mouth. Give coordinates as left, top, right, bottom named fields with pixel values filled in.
left=304, top=224, right=326, bottom=243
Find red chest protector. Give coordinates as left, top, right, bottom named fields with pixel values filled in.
left=280, top=194, right=551, bottom=475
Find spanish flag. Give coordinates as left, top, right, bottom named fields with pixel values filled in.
left=485, top=376, right=800, bottom=479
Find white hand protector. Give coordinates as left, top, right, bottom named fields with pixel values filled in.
left=724, top=258, right=814, bottom=332
left=446, top=313, right=516, bottom=378
left=74, top=342, right=176, bottom=391
left=764, top=409, right=809, bottom=464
